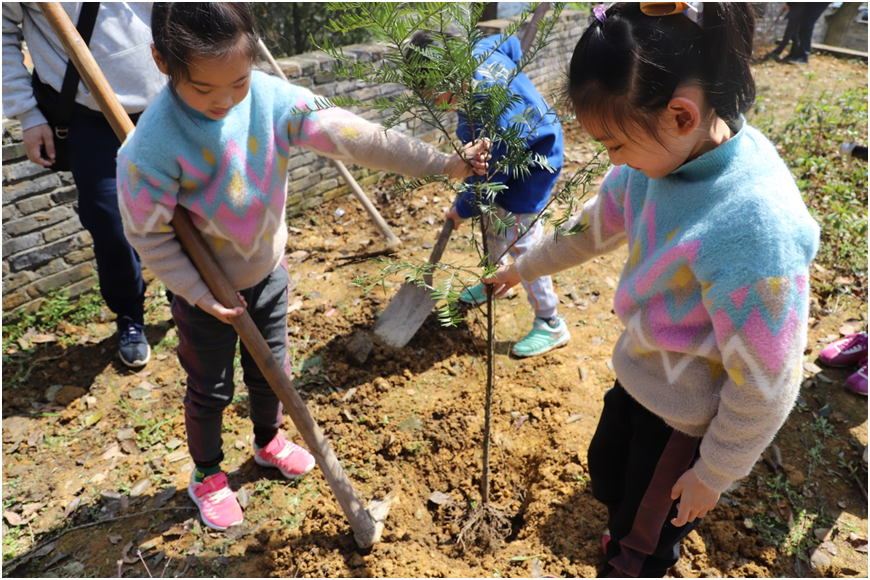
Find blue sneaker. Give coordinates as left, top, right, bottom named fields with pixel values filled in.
left=512, top=317, right=570, bottom=357
left=118, top=316, right=150, bottom=368
left=458, top=283, right=513, bottom=305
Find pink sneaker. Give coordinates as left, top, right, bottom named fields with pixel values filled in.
left=188, top=472, right=243, bottom=531
left=845, top=359, right=868, bottom=395
left=819, top=332, right=868, bottom=367
left=254, top=433, right=316, bottom=479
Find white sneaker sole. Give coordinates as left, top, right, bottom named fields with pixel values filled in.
left=119, top=344, right=151, bottom=368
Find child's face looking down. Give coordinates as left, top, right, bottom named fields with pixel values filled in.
left=152, top=39, right=253, bottom=121
left=579, top=87, right=724, bottom=180
left=583, top=114, right=696, bottom=180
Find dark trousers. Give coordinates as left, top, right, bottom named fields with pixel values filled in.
left=787, top=3, right=831, bottom=61
left=588, top=382, right=703, bottom=578
left=172, top=263, right=291, bottom=468
left=771, top=16, right=801, bottom=56
left=66, top=112, right=146, bottom=324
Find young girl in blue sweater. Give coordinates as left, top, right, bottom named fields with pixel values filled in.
left=488, top=3, right=819, bottom=576
left=117, top=2, right=486, bottom=532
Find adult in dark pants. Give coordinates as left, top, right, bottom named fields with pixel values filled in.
left=784, top=2, right=831, bottom=64
left=764, top=3, right=804, bottom=60
left=2, top=2, right=165, bottom=367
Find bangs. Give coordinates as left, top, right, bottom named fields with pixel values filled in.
left=570, top=83, right=661, bottom=145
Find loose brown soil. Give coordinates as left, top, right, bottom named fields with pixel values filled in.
left=2, top=52, right=867, bottom=578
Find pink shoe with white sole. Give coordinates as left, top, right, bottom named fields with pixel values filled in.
left=819, top=332, right=868, bottom=367
left=845, top=359, right=868, bottom=395
left=254, top=432, right=316, bottom=479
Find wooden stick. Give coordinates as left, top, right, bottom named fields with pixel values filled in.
left=38, top=2, right=383, bottom=548
left=258, top=39, right=402, bottom=249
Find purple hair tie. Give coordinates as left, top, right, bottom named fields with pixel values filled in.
left=593, top=4, right=607, bottom=23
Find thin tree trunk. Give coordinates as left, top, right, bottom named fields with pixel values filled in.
left=824, top=3, right=860, bottom=47
left=481, top=285, right=495, bottom=504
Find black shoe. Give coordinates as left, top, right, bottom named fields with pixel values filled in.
left=118, top=316, right=151, bottom=368
left=784, top=55, right=808, bottom=65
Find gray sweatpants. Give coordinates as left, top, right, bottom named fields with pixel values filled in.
left=171, top=263, right=290, bottom=468
left=483, top=206, right=559, bottom=320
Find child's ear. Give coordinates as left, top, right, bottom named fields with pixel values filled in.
left=151, top=44, right=168, bottom=75
left=666, top=87, right=704, bottom=136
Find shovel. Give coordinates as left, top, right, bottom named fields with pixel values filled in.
left=372, top=2, right=551, bottom=349
left=373, top=218, right=455, bottom=348
left=38, top=2, right=388, bottom=548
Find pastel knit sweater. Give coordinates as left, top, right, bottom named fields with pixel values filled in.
left=516, top=122, right=820, bottom=493
left=118, top=71, right=452, bottom=305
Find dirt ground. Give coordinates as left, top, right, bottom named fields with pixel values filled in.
left=2, top=53, right=867, bottom=578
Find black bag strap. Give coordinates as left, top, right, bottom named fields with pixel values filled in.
left=53, top=2, right=100, bottom=139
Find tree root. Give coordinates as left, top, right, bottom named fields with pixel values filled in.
left=449, top=502, right=512, bottom=553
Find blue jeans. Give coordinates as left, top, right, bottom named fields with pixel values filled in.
left=66, top=112, right=145, bottom=324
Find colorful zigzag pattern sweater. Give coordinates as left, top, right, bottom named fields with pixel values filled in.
left=118, top=71, right=452, bottom=305
left=516, top=121, right=820, bottom=492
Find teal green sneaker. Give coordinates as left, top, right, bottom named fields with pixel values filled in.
left=512, top=317, right=570, bottom=357
left=459, top=283, right=513, bottom=305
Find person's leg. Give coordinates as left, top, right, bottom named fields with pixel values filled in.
left=509, top=213, right=559, bottom=320
left=67, top=112, right=149, bottom=366
left=502, top=210, right=569, bottom=356
left=596, top=383, right=703, bottom=578
left=770, top=16, right=801, bottom=57
left=67, top=112, right=146, bottom=323
left=173, top=296, right=244, bottom=530
left=240, top=262, right=315, bottom=478
left=172, top=297, right=238, bottom=470
left=788, top=3, right=830, bottom=62
left=588, top=383, right=633, bottom=518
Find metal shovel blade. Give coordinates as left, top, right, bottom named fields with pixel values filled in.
left=372, top=219, right=454, bottom=348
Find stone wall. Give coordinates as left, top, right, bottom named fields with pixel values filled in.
left=1, top=9, right=585, bottom=318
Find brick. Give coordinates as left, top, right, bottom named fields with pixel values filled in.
left=286, top=152, right=318, bottom=171
left=314, top=72, right=337, bottom=85
left=32, top=257, right=72, bottom=279
left=43, top=218, right=85, bottom=243
left=2, top=142, right=26, bottom=163
left=1, top=172, right=64, bottom=202
left=2, top=270, right=33, bottom=293
left=50, top=185, right=79, bottom=205
left=4, top=205, right=76, bottom=237
left=9, top=236, right=79, bottom=272
left=2, top=232, right=41, bottom=257
left=16, top=195, right=54, bottom=215
left=3, top=204, right=21, bottom=222
left=65, top=247, right=95, bottom=264
left=2, top=290, right=30, bottom=312
left=309, top=178, right=339, bottom=196
left=290, top=167, right=311, bottom=180
left=2, top=160, right=52, bottom=183
left=28, top=262, right=93, bottom=295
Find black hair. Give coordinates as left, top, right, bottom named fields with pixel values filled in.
left=405, top=29, right=462, bottom=91
left=567, top=2, right=756, bottom=140
left=151, top=3, right=260, bottom=91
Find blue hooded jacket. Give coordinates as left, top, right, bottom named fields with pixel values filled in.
left=454, top=34, right=563, bottom=218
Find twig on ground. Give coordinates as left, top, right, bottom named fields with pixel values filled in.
left=2, top=507, right=197, bottom=575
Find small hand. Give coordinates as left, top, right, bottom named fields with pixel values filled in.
left=23, top=124, right=55, bottom=167
left=482, top=263, right=522, bottom=299
left=446, top=139, right=490, bottom=179
left=445, top=205, right=464, bottom=230
left=670, top=468, right=720, bottom=527
left=195, top=291, right=248, bottom=324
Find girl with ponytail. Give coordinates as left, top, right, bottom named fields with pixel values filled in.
left=486, top=3, right=819, bottom=575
